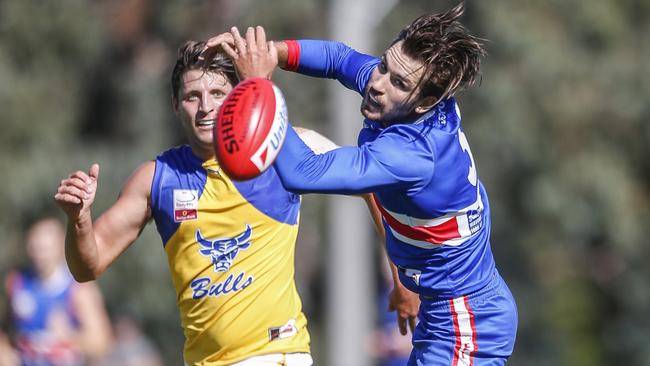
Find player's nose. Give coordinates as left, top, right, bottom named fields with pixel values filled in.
left=199, top=94, right=216, bottom=114
left=376, top=73, right=392, bottom=93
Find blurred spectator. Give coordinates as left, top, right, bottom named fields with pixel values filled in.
left=95, top=309, right=163, bottom=366
left=0, top=330, right=19, bottom=366
left=2, top=218, right=112, bottom=366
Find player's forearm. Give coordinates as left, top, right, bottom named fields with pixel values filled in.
left=65, top=213, right=102, bottom=282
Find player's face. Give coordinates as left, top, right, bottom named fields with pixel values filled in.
left=361, top=41, right=428, bottom=124
left=174, top=69, right=233, bottom=159
left=26, top=220, right=65, bottom=278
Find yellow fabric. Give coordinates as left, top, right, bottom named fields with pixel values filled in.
left=163, top=160, right=309, bottom=365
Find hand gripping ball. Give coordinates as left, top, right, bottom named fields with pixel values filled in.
left=214, top=78, right=288, bottom=180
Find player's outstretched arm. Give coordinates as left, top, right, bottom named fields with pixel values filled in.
left=54, top=162, right=154, bottom=282
left=363, top=194, right=420, bottom=336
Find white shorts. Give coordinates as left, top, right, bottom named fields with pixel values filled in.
left=229, top=353, right=313, bottom=366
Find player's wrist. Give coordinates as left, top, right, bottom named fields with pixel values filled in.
left=280, top=40, right=300, bottom=71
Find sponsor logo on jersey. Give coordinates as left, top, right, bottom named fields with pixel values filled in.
left=173, top=189, right=198, bottom=222
left=269, top=318, right=297, bottom=341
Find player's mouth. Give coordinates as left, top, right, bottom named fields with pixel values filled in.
left=196, top=119, right=215, bottom=130
left=363, top=93, right=382, bottom=112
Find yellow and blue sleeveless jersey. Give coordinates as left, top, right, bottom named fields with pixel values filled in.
left=150, top=145, right=309, bottom=365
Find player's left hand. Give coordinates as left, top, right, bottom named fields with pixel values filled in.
left=221, top=26, right=278, bottom=80
left=388, top=284, right=420, bottom=335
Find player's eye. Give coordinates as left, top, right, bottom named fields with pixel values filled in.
left=391, top=77, right=406, bottom=89
left=185, top=94, right=199, bottom=102
left=212, top=91, right=226, bottom=98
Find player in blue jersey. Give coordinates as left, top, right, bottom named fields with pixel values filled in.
left=2, top=217, right=112, bottom=366
left=203, top=2, right=518, bottom=365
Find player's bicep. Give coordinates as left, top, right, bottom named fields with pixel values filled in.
left=296, top=40, right=378, bottom=95
left=93, top=161, right=154, bottom=267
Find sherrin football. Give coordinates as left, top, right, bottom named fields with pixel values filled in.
left=214, top=78, right=288, bottom=181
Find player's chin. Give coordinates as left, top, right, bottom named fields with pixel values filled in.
left=195, top=132, right=215, bottom=148
left=360, top=105, right=382, bottom=121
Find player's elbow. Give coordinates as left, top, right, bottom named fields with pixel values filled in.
left=68, top=265, right=102, bottom=283
left=71, top=271, right=97, bottom=283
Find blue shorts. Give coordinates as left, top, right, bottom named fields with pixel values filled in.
left=408, top=270, right=518, bottom=366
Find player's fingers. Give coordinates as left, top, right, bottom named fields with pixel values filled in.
left=58, top=185, right=90, bottom=201
left=60, top=177, right=91, bottom=193
left=409, top=316, right=416, bottom=334
left=256, top=26, right=267, bottom=51
left=221, top=42, right=239, bottom=60
left=204, top=32, right=234, bottom=49
left=68, top=170, right=91, bottom=184
left=245, top=26, right=257, bottom=53
left=230, top=27, right=246, bottom=55
left=388, top=301, right=395, bottom=312
left=89, top=163, right=99, bottom=181
left=54, top=192, right=82, bottom=205
left=398, top=316, right=407, bottom=336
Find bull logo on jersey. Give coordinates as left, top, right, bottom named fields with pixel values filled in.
left=196, top=225, right=252, bottom=272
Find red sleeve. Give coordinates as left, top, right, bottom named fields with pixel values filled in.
left=283, top=40, right=300, bottom=72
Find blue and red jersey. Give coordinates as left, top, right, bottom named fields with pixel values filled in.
left=6, top=267, right=83, bottom=366
left=275, top=40, right=496, bottom=300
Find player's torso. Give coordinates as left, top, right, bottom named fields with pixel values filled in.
left=150, top=146, right=309, bottom=365
left=359, top=102, right=496, bottom=299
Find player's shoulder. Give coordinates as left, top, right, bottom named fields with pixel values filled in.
left=154, top=145, right=204, bottom=173
left=120, top=160, right=156, bottom=200
left=377, top=123, right=436, bottom=151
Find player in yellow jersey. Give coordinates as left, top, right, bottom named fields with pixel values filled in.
left=54, top=38, right=417, bottom=365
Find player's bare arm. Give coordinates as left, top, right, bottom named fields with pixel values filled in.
left=54, top=161, right=154, bottom=281
left=70, top=282, right=113, bottom=358
left=363, top=194, right=420, bottom=335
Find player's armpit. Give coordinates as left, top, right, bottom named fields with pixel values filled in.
left=294, top=126, right=339, bottom=154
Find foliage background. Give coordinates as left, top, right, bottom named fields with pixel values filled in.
left=0, top=0, right=649, bottom=365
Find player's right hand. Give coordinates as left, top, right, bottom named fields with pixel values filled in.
left=199, top=31, right=236, bottom=66
left=54, top=163, right=99, bottom=220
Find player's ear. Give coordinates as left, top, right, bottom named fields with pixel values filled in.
left=414, top=95, right=438, bottom=114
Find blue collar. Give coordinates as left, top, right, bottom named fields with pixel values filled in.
left=363, top=97, right=459, bottom=131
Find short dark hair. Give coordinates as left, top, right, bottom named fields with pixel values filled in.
left=395, top=2, right=486, bottom=102
left=171, top=40, right=239, bottom=99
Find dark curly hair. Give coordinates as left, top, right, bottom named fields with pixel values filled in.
left=394, top=2, right=486, bottom=102
left=171, top=40, right=239, bottom=99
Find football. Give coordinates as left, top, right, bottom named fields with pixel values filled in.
left=214, top=78, right=288, bottom=181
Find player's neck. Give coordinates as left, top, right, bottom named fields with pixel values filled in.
left=190, top=146, right=215, bottom=162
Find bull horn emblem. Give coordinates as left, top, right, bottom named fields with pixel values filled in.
left=196, top=225, right=253, bottom=272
